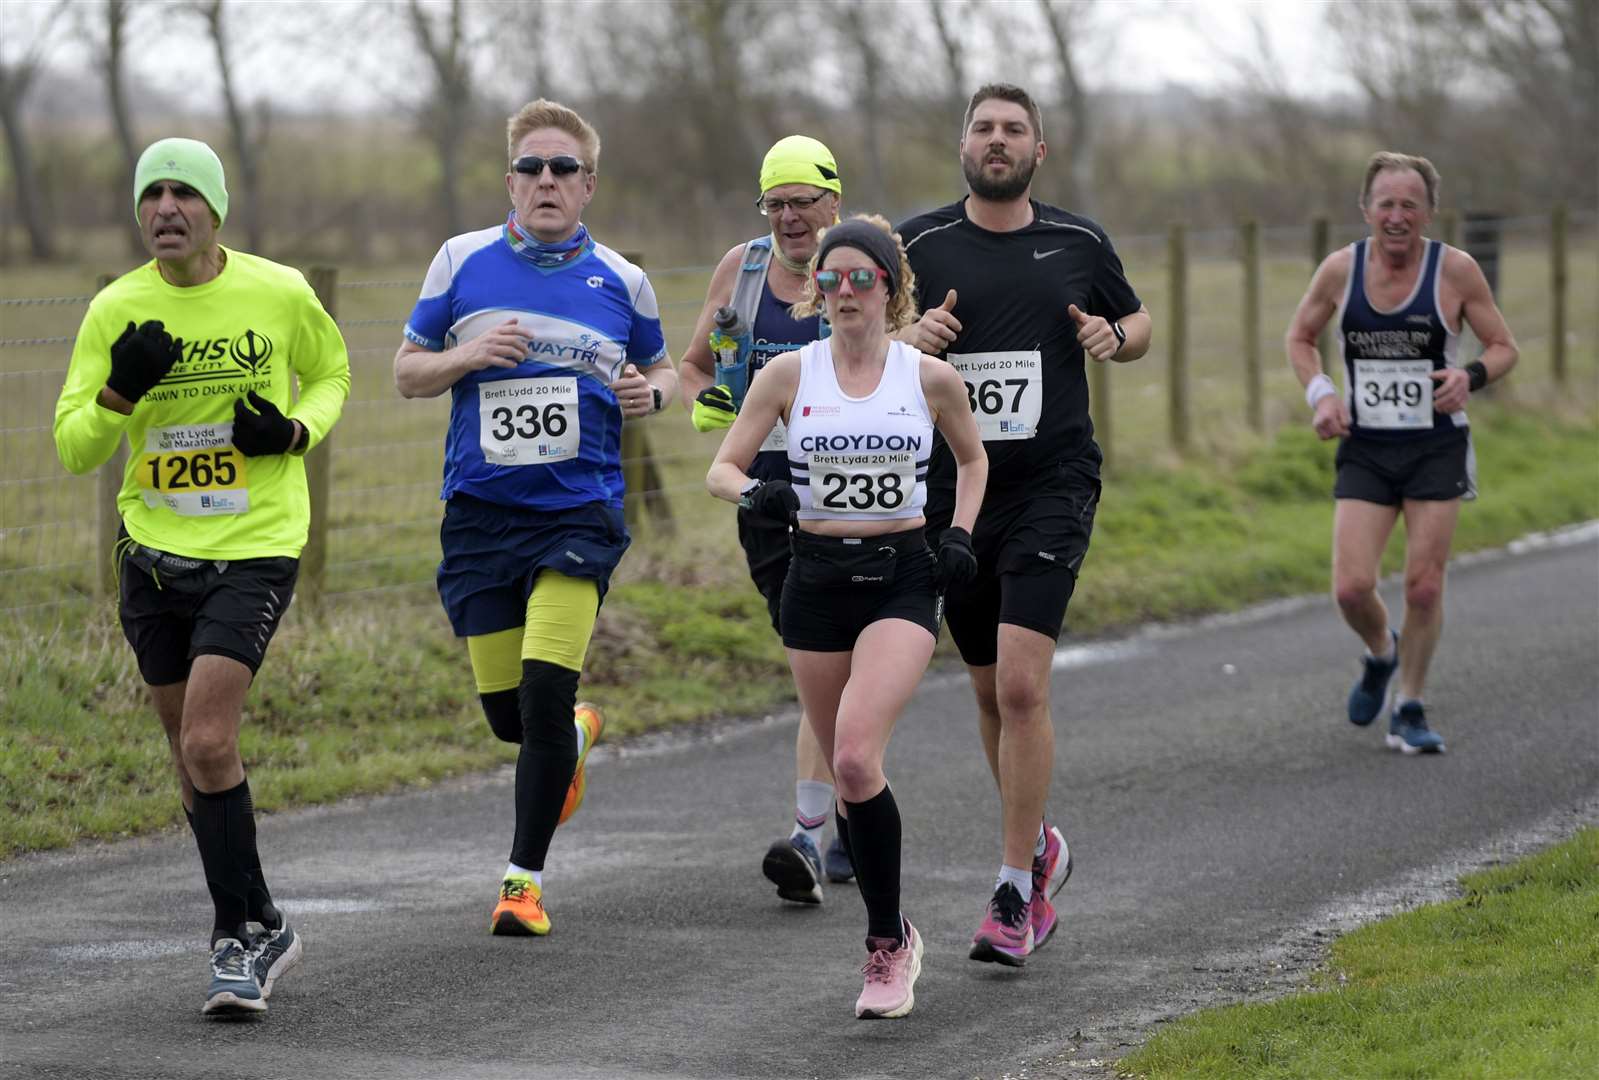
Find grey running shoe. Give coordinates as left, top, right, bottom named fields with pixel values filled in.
left=824, top=833, right=855, bottom=883
left=252, top=917, right=303, bottom=999
left=1386, top=702, right=1446, bottom=754
left=202, top=938, right=266, bottom=1016
left=763, top=833, right=823, bottom=904
left=1347, top=629, right=1399, bottom=726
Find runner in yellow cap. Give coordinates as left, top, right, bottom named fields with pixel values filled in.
left=679, top=136, right=855, bottom=905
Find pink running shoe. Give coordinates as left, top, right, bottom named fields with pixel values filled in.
left=969, top=882, right=1033, bottom=966
left=1033, top=823, right=1073, bottom=901
left=1030, top=887, right=1058, bottom=950
left=855, top=919, right=924, bottom=1019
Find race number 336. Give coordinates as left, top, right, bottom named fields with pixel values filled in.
left=138, top=423, right=249, bottom=516
left=479, top=377, right=580, bottom=466
left=809, top=451, right=915, bottom=513
left=1354, top=358, right=1431, bottom=429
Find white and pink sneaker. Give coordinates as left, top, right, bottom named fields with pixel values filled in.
left=855, top=918, right=924, bottom=1019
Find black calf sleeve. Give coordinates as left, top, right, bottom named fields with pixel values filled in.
left=191, top=779, right=276, bottom=943
left=480, top=688, right=522, bottom=744
left=510, top=659, right=581, bottom=870
left=843, top=785, right=903, bottom=943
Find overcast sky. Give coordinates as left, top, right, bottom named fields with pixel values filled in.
left=2, top=0, right=1352, bottom=116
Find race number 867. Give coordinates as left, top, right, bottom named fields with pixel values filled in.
left=965, top=378, right=1028, bottom=415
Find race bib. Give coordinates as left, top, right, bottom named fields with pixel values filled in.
left=1354, top=359, right=1432, bottom=429
left=479, top=377, right=580, bottom=466
left=948, top=351, right=1041, bottom=440
left=138, top=423, right=249, bottom=516
left=760, top=418, right=787, bottom=453
left=808, top=451, right=914, bottom=515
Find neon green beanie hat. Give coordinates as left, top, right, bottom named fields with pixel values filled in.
left=133, top=138, right=229, bottom=226
left=759, top=135, right=841, bottom=196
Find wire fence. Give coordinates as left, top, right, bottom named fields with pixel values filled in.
left=2, top=211, right=1594, bottom=618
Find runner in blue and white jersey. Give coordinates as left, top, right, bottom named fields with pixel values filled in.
left=1287, top=151, right=1518, bottom=755
left=395, top=98, right=677, bottom=938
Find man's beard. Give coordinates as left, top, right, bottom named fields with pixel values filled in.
left=963, top=151, right=1036, bottom=201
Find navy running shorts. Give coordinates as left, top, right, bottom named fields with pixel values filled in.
left=926, top=459, right=1100, bottom=667
left=117, top=532, right=298, bottom=686
left=779, top=528, right=939, bottom=652
left=436, top=494, right=630, bottom=638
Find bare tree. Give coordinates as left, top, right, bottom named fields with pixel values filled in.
left=407, top=0, right=474, bottom=237
left=838, top=3, right=894, bottom=209
left=1038, top=0, right=1094, bottom=215
left=928, top=0, right=970, bottom=121
left=196, top=0, right=268, bottom=251
left=80, top=0, right=144, bottom=255
left=0, top=0, right=68, bottom=260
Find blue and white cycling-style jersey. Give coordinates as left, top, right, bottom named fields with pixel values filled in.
left=405, top=225, right=668, bottom=511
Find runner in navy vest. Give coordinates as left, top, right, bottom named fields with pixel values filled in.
left=679, top=137, right=857, bottom=902
left=896, top=83, right=1152, bottom=969
left=1287, top=151, right=1518, bottom=755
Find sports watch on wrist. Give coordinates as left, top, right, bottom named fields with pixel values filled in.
left=650, top=385, right=664, bottom=413
left=1110, top=320, right=1127, bottom=356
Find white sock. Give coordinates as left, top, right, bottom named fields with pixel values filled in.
left=995, top=864, right=1033, bottom=903
left=505, top=862, right=543, bottom=889
left=793, top=780, right=833, bottom=847
left=1034, top=823, right=1048, bottom=858
left=1396, top=696, right=1423, bottom=711
left=1368, top=634, right=1397, bottom=662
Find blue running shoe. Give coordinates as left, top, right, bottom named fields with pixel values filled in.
left=824, top=833, right=855, bottom=883
left=1347, top=629, right=1399, bottom=726
left=251, top=916, right=302, bottom=999
left=202, top=938, right=266, bottom=1016
left=1386, top=702, right=1445, bottom=754
left=763, top=833, right=823, bottom=904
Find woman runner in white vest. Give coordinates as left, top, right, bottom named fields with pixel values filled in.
left=708, top=215, right=987, bottom=1019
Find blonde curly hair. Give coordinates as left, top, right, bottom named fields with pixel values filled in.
left=790, top=213, right=919, bottom=332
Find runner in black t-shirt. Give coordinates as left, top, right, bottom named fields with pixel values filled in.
left=896, top=83, right=1151, bottom=968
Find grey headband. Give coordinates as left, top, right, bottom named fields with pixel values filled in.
left=815, top=220, right=901, bottom=295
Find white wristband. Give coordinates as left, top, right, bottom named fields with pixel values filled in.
left=1305, top=373, right=1337, bottom=409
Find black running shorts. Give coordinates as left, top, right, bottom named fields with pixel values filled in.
left=779, top=528, right=939, bottom=652
left=117, top=534, right=299, bottom=686
left=1334, top=430, right=1473, bottom=505
left=927, top=460, right=1100, bottom=667
left=736, top=506, right=791, bottom=635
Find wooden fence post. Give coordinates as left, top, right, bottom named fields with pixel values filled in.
left=618, top=253, right=676, bottom=536
left=1240, top=219, right=1263, bottom=434
left=95, top=274, right=126, bottom=598
left=1310, top=215, right=1334, bottom=373
left=1168, top=224, right=1190, bottom=452
left=303, top=266, right=337, bottom=606
left=1437, top=208, right=1460, bottom=249
left=1551, top=203, right=1567, bottom=385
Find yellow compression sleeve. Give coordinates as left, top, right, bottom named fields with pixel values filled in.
left=522, top=571, right=600, bottom=671
left=466, top=629, right=522, bottom=695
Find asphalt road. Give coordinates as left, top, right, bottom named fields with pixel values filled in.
left=4, top=533, right=1596, bottom=1080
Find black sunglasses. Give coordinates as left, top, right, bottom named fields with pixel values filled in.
left=513, top=154, right=584, bottom=178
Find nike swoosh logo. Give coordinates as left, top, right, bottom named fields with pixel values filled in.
left=1033, top=249, right=1063, bottom=260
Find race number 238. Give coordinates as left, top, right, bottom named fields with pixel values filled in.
left=479, top=377, right=581, bottom=465
left=810, top=451, right=915, bottom=513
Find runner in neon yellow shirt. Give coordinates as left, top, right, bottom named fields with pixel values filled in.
left=53, top=138, right=349, bottom=1018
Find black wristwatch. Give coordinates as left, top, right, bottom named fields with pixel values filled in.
left=650, top=385, right=663, bottom=413
left=1110, top=320, right=1127, bottom=356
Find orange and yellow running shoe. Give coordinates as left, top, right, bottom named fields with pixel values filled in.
left=490, top=873, right=551, bottom=936
left=558, top=702, right=605, bottom=825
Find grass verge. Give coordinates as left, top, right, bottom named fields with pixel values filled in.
left=1119, top=827, right=1599, bottom=1079
left=2, top=400, right=1596, bottom=857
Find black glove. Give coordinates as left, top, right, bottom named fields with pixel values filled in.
left=935, top=526, right=978, bottom=590
left=741, top=479, right=799, bottom=525
left=106, top=319, right=182, bottom=403
left=231, top=391, right=299, bottom=457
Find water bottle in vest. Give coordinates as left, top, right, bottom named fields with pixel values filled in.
left=709, top=305, right=753, bottom=406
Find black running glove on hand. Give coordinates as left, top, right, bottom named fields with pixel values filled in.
left=741, top=479, right=799, bottom=525
left=231, top=391, right=299, bottom=457
left=106, top=320, right=182, bottom=403
left=935, top=526, right=978, bottom=590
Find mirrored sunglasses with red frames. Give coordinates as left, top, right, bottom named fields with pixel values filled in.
left=513, top=154, right=584, bottom=178
left=757, top=193, right=827, bottom=215
left=814, top=267, right=889, bottom=293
